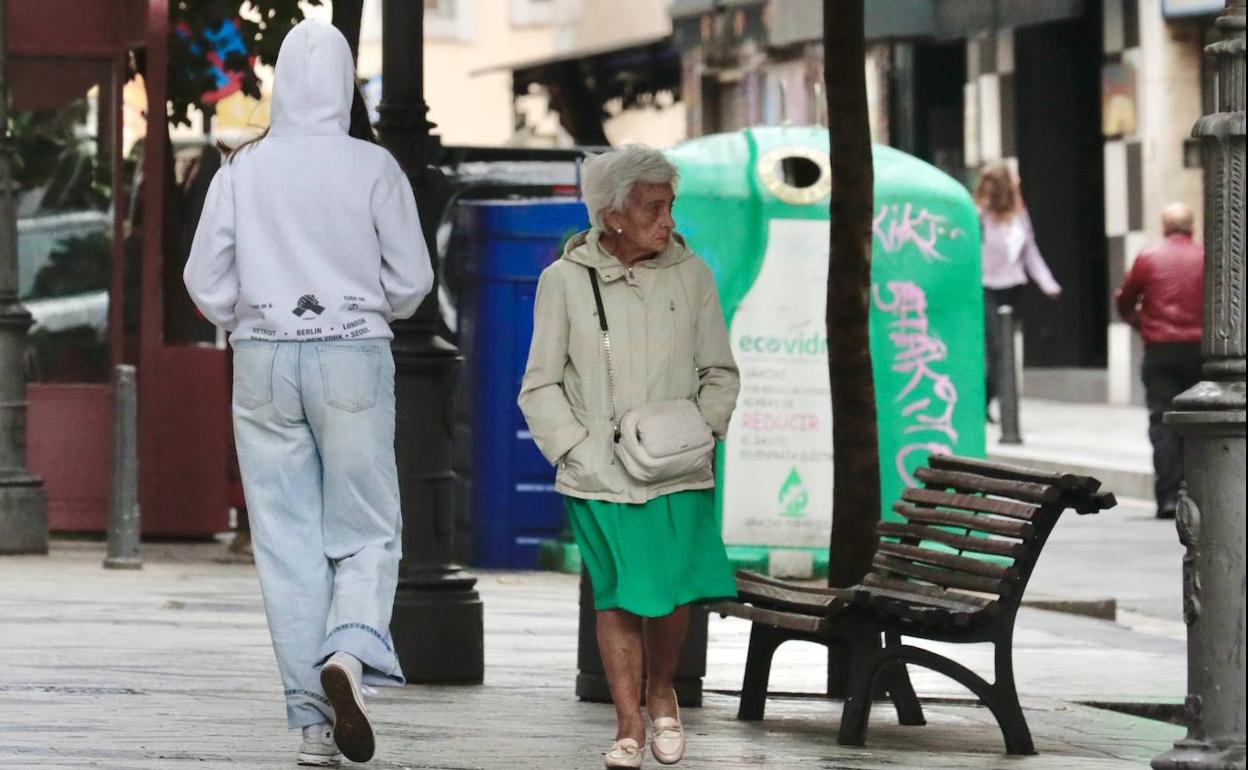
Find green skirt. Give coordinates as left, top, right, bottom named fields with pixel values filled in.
left=565, top=489, right=738, bottom=618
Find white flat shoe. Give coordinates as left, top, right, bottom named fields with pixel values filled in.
left=604, top=737, right=644, bottom=769
left=650, top=703, right=685, bottom=764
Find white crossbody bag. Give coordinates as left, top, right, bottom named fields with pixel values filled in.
left=587, top=266, right=715, bottom=483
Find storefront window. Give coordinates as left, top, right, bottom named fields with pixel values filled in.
left=11, top=93, right=117, bottom=384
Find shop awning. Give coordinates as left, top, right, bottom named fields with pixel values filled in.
left=473, top=34, right=681, bottom=103
left=6, top=0, right=147, bottom=110
left=672, top=0, right=1086, bottom=47
left=474, top=34, right=682, bottom=145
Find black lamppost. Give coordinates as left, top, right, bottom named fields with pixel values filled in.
left=0, top=0, right=48, bottom=555
left=378, top=0, right=483, bottom=684
left=1153, top=1, right=1246, bottom=768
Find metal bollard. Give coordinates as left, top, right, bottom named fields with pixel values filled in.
left=996, top=306, right=1023, bottom=445
left=104, top=364, right=141, bottom=570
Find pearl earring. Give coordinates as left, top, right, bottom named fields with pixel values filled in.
left=615, top=228, right=623, bottom=234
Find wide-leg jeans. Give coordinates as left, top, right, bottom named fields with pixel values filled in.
left=232, top=339, right=405, bottom=728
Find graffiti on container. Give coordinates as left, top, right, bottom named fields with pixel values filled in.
left=872, top=280, right=959, bottom=486
left=873, top=203, right=965, bottom=262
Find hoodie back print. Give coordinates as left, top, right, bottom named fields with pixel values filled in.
left=183, top=19, right=433, bottom=344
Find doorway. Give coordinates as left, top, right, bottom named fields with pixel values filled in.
left=914, top=41, right=967, bottom=183
left=1014, top=3, right=1107, bottom=368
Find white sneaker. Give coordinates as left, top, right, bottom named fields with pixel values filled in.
left=321, top=652, right=375, bottom=763
left=297, top=723, right=341, bottom=767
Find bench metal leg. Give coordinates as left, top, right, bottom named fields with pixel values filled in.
left=988, top=639, right=1035, bottom=755
left=838, top=633, right=926, bottom=745
left=738, top=623, right=786, bottom=721
left=880, top=662, right=926, bottom=725
left=836, top=632, right=883, bottom=746
left=881, top=632, right=925, bottom=726
left=852, top=642, right=1035, bottom=755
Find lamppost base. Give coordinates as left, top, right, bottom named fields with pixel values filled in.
left=1153, top=739, right=1246, bottom=770
left=391, top=581, right=484, bottom=684
left=0, top=478, right=47, bottom=555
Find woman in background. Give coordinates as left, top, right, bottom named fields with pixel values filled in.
left=974, top=163, right=1061, bottom=420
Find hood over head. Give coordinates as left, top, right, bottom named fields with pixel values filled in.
left=269, top=19, right=354, bottom=137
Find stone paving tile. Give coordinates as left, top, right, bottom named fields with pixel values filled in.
left=0, top=544, right=1184, bottom=770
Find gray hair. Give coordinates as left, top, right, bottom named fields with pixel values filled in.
left=580, top=146, right=679, bottom=232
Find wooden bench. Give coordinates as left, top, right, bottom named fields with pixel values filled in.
left=710, top=454, right=1117, bottom=755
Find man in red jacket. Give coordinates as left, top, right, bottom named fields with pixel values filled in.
left=1115, top=203, right=1205, bottom=519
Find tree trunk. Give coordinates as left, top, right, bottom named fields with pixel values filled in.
left=824, top=0, right=879, bottom=590
left=332, top=0, right=365, bottom=62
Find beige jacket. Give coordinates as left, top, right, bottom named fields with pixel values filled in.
left=517, top=229, right=740, bottom=504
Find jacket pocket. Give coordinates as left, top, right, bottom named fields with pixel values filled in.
left=318, top=344, right=382, bottom=412
left=233, top=342, right=278, bottom=410
left=562, top=432, right=593, bottom=473
left=559, top=413, right=620, bottom=495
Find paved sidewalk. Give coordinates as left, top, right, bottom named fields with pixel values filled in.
left=988, top=398, right=1154, bottom=501
left=0, top=541, right=1184, bottom=770
left=1026, top=495, right=1184, bottom=624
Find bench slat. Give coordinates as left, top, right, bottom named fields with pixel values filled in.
left=1077, top=490, right=1119, bottom=515
left=876, top=521, right=1024, bottom=559
left=902, top=488, right=1040, bottom=521
left=862, top=573, right=999, bottom=613
left=894, top=501, right=1035, bottom=539
left=873, top=553, right=1011, bottom=596
left=928, top=455, right=1102, bottom=494
left=854, top=582, right=991, bottom=615
left=869, top=596, right=961, bottom=627
left=736, top=570, right=848, bottom=597
left=737, top=582, right=845, bottom=615
left=875, top=541, right=1016, bottom=580
left=914, top=467, right=1062, bottom=505
left=709, top=601, right=829, bottom=635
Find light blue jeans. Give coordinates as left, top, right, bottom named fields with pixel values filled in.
left=232, top=339, right=405, bottom=728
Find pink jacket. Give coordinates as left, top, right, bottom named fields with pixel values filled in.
left=979, top=209, right=1061, bottom=296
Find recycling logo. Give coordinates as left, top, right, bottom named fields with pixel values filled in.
left=778, top=466, right=809, bottom=518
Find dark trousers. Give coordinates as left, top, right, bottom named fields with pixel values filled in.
left=984, top=286, right=1026, bottom=405
left=1142, top=342, right=1203, bottom=513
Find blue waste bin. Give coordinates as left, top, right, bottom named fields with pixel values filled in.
left=459, top=199, right=589, bottom=568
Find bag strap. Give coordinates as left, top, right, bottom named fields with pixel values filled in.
left=588, top=266, right=608, bottom=332
left=587, top=267, right=620, bottom=439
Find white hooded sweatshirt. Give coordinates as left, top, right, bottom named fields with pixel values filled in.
left=183, top=19, right=433, bottom=344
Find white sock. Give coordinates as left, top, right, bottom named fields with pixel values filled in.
left=327, top=651, right=363, bottom=681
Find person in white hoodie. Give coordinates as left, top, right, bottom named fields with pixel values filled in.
left=183, top=19, right=432, bottom=767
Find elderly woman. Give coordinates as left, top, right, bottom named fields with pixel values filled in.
left=518, top=146, right=739, bottom=769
